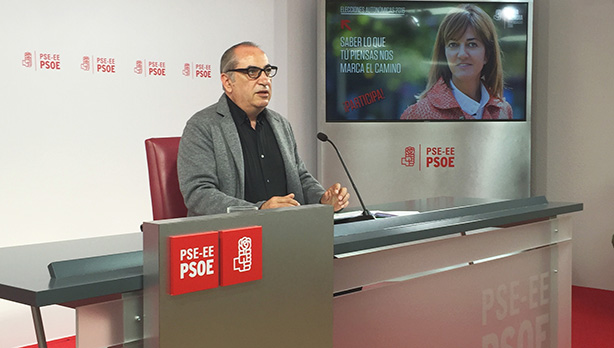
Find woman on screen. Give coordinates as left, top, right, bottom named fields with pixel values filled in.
left=400, top=4, right=512, bottom=120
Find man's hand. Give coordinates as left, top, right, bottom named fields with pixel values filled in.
left=260, top=193, right=300, bottom=210
left=320, top=183, right=350, bottom=212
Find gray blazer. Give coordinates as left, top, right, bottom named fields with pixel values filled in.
left=178, top=94, right=325, bottom=215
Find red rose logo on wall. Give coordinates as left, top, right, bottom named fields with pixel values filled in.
left=22, top=52, right=61, bottom=71
left=182, top=63, right=191, bottom=77
left=401, top=146, right=415, bottom=167
left=134, top=60, right=143, bottom=75
left=81, top=56, right=90, bottom=71
left=401, top=145, right=456, bottom=170
left=22, top=52, right=33, bottom=68
left=133, top=60, right=170, bottom=77
left=182, top=63, right=213, bottom=79
left=20, top=50, right=213, bottom=79
left=80, top=56, right=116, bottom=74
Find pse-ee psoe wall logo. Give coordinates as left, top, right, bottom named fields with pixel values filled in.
left=401, top=145, right=456, bottom=170
left=168, top=226, right=262, bottom=296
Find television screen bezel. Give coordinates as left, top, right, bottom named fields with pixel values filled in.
left=323, top=0, right=533, bottom=123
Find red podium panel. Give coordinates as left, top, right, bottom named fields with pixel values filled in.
left=168, top=231, right=219, bottom=295
left=220, top=226, right=263, bottom=287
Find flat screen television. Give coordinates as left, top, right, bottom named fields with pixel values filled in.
left=325, top=1, right=531, bottom=121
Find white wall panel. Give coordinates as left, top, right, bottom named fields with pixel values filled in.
left=531, top=0, right=614, bottom=291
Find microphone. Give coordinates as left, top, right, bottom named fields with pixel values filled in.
left=317, top=132, right=375, bottom=223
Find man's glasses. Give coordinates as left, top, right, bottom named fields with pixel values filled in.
left=225, top=65, right=278, bottom=79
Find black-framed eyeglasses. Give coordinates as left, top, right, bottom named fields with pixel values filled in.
left=225, top=65, right=278, bottom=79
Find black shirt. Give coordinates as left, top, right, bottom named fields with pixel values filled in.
left=226, top=96, right=288, bottom=203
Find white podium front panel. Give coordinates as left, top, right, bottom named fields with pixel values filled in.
left=333, top=216, right=572, bottom=348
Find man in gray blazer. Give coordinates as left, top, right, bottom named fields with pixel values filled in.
left=178, top=42, right=350, bottom=216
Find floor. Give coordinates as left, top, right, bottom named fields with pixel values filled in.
left=571, top=286, right=614, bottom=347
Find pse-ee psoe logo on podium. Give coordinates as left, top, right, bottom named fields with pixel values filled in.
left=168, top=226, right=263, bottom=296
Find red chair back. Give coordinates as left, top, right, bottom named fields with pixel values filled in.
left=145, top=137, right=188, bottom=220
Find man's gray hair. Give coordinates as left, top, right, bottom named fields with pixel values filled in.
left=220, top=41, right=260, bottom=75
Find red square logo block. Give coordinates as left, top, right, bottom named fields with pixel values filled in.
left=219, top=226, right=262, bottom=287
left=168, top=231, right=219, bottom=296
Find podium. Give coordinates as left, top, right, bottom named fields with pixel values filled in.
left=142, top=204, right=333, bottom=347
left=0, top=197, right=581, bottom=348
left=332, top=196, right=580, bottom=347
